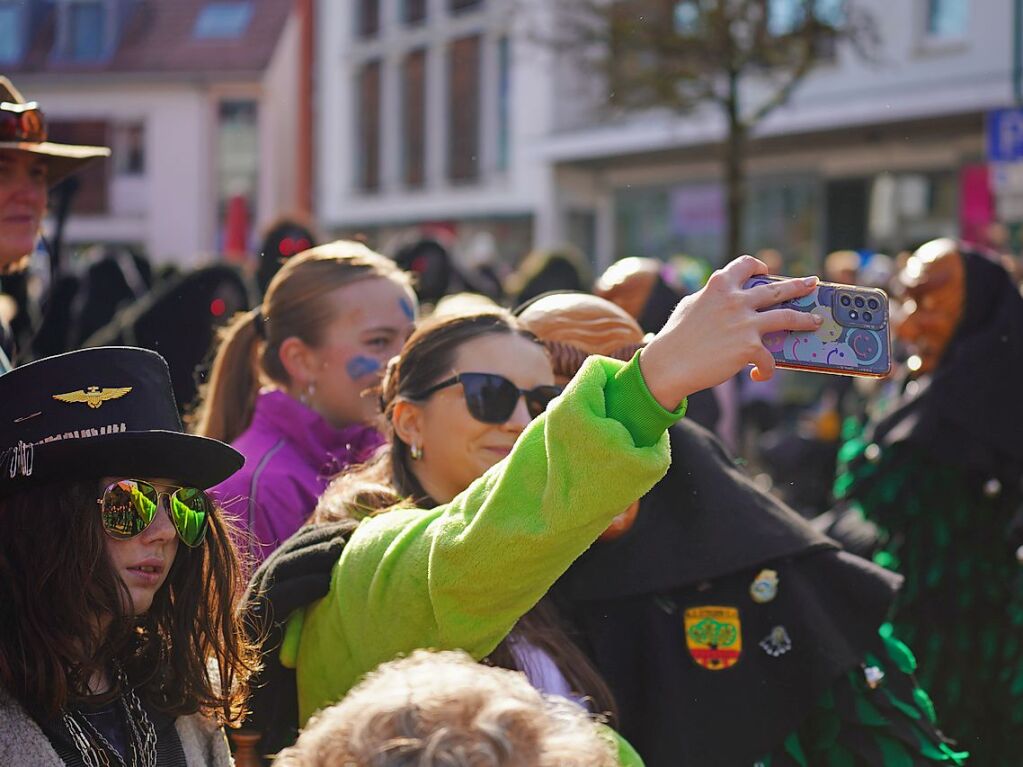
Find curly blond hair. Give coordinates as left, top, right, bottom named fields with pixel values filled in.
left=274, top=650, right=618, bottom=767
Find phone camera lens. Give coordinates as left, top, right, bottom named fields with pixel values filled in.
left=854, top=296, right=865, bottom=308
left=849, top=310, right=859, bottom=320
left=840, top=295, right=851, bottom=307
left=867, top=298, right=879, bottom=310
left=863, top=311, right=873, bottom=322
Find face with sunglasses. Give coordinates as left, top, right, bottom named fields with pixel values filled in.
left=98, top=477, right=212, bottom=614
left=393, top=333, right=560, bottom=504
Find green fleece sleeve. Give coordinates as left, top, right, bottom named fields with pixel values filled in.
left=291, top=353, right=686, bottom=723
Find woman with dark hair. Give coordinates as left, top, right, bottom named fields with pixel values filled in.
left=244, top=256, right=824, bottom=762
left=0, top=346, right=259, bottom=765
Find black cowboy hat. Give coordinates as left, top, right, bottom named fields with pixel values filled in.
left=0, top=75, right=110, bottom=185
left=0, top=347, right=243, bottom=498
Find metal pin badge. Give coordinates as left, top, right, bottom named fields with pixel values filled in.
left=750, top=569, right=779, bottom=604
left=759, top=626, right=792, bottom=657
left=863, top=665, right=885, bottom=689
left=864, top=443, right=882, bottom=463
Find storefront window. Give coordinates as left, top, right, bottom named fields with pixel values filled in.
left=615, top=177, right=821, bottom=271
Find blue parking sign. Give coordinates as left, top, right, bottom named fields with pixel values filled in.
left=988, top=109, right=1023, bottom=163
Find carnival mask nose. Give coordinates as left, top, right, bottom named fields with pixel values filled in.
left=895, top=244, right=965, bottom=374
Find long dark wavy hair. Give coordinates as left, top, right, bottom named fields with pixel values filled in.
left=0, top=480, right=260, bottom=724
left=313, top=309, right=618, bottom=720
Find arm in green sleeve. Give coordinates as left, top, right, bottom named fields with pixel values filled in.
left=294, top=353, right=686, bottom=723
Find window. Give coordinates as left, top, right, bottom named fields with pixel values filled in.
left=496, top=36, right=511, bottom=172
left=672, top=2, right=701, bottom=35
left=193, top=2, right=253, bottom=40
left=926, top=0, right=968, bottom=39
left=48, top=120, right=110, bottom=213
left=113, top=123, right=145, bottom=176
left=357, top=0, right=380, bottom=38
left=403, top=0, right=427, bottom=25
left=767, top=0, right=844, bottom=36
left=401, top=50, right=427, bottom=188
left=68, top=1, right=105, bottom=61
left=0, top=4, right=21, bottom=63
left=357, top=60, right=382, bottom=192
left=450, top=0, right=483, bottom=13
left=448, top=35, right=481, bottom=183
left=217, top=101, right=259, bottom=234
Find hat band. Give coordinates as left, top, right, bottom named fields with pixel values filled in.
left=0, top=102, right=47, bottom=143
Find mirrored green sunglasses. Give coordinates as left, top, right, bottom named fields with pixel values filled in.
left=98, top=479, right=211, bottom=548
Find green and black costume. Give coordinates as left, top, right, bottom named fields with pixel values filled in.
left=834, top=253, right=1023, bottom=766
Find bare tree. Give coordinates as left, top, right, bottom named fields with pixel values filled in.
left=547, top=0, right=879, bottom=263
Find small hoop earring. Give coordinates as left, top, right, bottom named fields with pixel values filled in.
left=410, top=443, right=424, bottom=460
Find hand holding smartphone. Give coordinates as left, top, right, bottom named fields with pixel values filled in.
left=743, top=275, right=892, bottom=378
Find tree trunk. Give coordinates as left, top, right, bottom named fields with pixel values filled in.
left=723, top=71, right=747, bottom=265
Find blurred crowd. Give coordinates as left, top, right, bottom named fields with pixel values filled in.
left=3, top=75, right=1023, bottom=767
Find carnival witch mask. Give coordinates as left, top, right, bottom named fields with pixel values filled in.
left=895, top=238, right=966, bottom=376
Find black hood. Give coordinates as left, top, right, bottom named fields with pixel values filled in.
left=873, top=252, right=1023, bottom=481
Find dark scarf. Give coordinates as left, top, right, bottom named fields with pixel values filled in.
left=872, top=252, right=1023, bottom=482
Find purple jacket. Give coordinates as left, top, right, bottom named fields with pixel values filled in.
left=209, top=390, right=384, bottom=564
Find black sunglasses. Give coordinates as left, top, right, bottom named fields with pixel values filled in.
left=97, top=479, right=211, bottom=548
left=0, top=102, right=46, bottom=143
left=410, top=372, right=562, bottom=424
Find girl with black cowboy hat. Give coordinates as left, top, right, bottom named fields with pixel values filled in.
left=0, top=74, right=110, bottom=370
left=0, top=346, right=259, bottom=766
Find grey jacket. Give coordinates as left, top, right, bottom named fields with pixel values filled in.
left=0, top=687, right=233, bottom=766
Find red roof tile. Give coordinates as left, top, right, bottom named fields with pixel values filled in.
left=7, top=0, right=293, bottom=77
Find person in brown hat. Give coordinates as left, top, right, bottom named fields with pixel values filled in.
left=0, top=75, right=110, bottom=371
left=0, top=75, right=110, bottom=273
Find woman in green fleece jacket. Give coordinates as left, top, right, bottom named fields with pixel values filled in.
left=280, top=256, right=823, bottom=757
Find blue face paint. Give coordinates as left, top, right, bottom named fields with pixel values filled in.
left=346, top=355, right=382, bottom=381
left=399, top=296, right=415, bottom=322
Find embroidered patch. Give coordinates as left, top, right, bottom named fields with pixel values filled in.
left=749, top=568, right=779, bottom=604
left=759, top=625, right=792, bottom=657
left=53, top=386, right=132, bottom=409
left=684, top=606, right=742, bottom=670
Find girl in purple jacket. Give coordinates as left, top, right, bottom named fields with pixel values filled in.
left=194, top=241, right=417, bottom=564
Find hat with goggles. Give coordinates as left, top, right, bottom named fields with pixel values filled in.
left=0, top=75, right=110, bottom=185
left=0, top=346, right=243, bottom=498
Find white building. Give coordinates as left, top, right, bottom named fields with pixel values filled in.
left=316, top=0, right=1014, bottom=273
left=5, top=0, right=304, bottom=267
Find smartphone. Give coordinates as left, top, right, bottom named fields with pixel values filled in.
left=743, top=275, right=892, bottom=378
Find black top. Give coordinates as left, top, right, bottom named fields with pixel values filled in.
left=42, top=695, right=186, bottom=767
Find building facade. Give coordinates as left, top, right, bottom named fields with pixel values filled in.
left=317, top=0, right=1012, bottom=274
left=4, top=0, right=303, bottom=267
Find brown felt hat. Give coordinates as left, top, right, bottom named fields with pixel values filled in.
left=0, top=75, right=110, bottom=185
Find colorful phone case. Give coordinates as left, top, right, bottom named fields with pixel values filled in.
left=744, top=275, right=892, bottom=378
